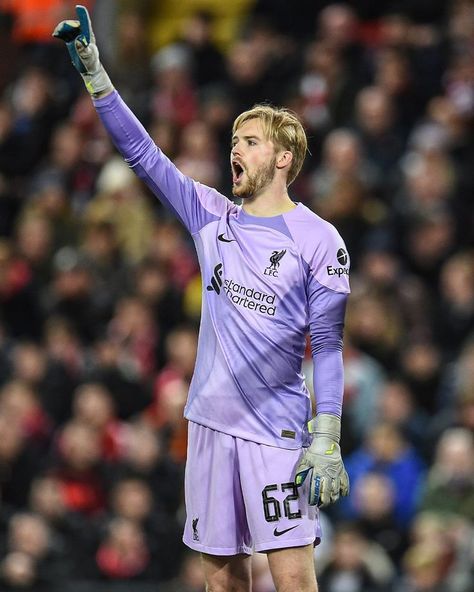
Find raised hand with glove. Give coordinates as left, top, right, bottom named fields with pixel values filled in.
left=295, top=413, right=349, bottom=507
left=52, top=5, right=113, bottom=98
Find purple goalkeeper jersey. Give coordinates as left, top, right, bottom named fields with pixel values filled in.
left=94, top=91, right=350, bottom=449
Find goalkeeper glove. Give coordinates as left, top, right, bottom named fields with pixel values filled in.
left=295, top=413, right=349, bottom=507
left=52, top=5, right=113, bottom=98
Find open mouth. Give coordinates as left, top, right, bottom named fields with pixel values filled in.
left=232, top=161, right=244, bottom=184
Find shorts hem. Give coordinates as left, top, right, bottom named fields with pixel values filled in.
left=255, top=536, right=317, bottom=553
left=183, top=536, right=253, bottom=556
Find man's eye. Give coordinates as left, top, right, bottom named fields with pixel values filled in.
left=248, top=140, right=256, bottom=146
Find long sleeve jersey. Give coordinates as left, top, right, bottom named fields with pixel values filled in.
left=94, top=91, right=350, bottom=449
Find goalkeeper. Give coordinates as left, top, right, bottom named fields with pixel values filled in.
left=53, top=7, right=350, bottom=592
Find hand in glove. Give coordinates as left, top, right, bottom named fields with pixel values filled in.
left=53, top=4, right=112, bottom=98
left=295, top=413, right=349, bottom=507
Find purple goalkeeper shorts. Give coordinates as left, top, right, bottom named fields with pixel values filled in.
left=183, top=421, right=321, bottom=555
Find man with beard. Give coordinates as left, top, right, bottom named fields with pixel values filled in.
left=53, top=7, right=350, bottom=591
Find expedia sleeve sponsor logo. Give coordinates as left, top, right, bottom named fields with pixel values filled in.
left=327, top=248, right=349, bottom=277
left=337, top=248, right=348, bottom=265
left=326, top=265, right=349, bottom=277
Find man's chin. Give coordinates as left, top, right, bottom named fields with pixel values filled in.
left=232, top=185, right=250, bottom=199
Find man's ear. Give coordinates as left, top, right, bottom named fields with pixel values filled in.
left=276, top=150, right=293, bottom=171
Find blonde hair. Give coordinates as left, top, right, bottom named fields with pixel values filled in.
left=232, top=104, right=308, bottom=186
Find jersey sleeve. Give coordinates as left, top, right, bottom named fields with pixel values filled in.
left=305, top=221, right=350, bottom=418
left=307, top=278, right=348, bottom=417
left=93, top=91, right=234, bottom=234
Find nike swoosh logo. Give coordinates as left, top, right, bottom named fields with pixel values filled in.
left=218, top=233, right=235, bottom=243
left=273, top=525, right=299, bottom=537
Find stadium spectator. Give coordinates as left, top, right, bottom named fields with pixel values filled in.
left=144, top=325, right=198, bottom=464
left=339, top=338, right=387, bottom=450
left=82, top=336, right=151, bottom=420
left=402, top=511, right=474, bottom=592
left=71, top=382, right=128, bottom=461
left=105, top=476, right=183, bottom=580
left=150, top=43, right=198, bottom=129
left=94, top=517, right=152, bottom=581
left=353, top=85, right=405, bottom=196
left=353, top=472, right=408, bottom=566
left=420, top=428, right=474, bottom=520
left=47, top=420, right=107, bottom=516
left=0, top=379, right=51, bottom=448
left=375, top=379, right=428, bottom=451
left=106, top=295, right=158, bottom=381
left=106, top=9, right=152, bottom=120
left=7, top=340, right=76, bottom=426
left=145, top=220, right=198, bottom=292
left=112, top=421, right=183, bottom=516
left=0, top=414, right=42, bottom=508
left=133, top=260, right=186, bottom=367
left=85, top=155, right=155, bottom=263
left=0, top=511, right=69, bottom=589
left=396, top=540, right=455, bottom=592
left=345, top=289, right=403, bottom=371
left=44, top=246, right=104, bottom=344
left=342, top=422, right=425, bottom=526
left=179, top=11, right=226, bottom=88
left=174, top=119, right=222, bottom=188
left=0, top=240, right=43, bottom=340
left=14, top=211, right=59, bottom=289
left=356, top=243, right=429, bottom=339
left=317, top=523, right=395, bottom=592
left=434, top=251, right=474, bottom=360
left=28, top=474, right=96, bottom=579
left=398, top=340, right=444, bottom=416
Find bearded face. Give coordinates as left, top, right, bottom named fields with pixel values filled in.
left=231, top=118, right=279, bottom=200
left=232, top=154, right=277, bottom=199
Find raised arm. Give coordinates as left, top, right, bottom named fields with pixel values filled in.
left=53, top=5, right=232, bottom=234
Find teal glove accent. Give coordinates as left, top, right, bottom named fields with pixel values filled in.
left=53, top=5, right=91, bottom=73
left=53, top=5, right=112, bottom=97
left=295, top=414, right=349, bottom=507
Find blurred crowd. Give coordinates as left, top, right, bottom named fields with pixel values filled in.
left=0, top=0, right=473, bottom=591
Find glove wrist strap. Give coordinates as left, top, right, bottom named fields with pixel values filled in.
left=308, top=413, right=341, bottom=442
left=82, top=67, right=113, bottom=97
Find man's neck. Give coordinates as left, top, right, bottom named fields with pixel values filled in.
left=241, top=187, right=297, bottom=218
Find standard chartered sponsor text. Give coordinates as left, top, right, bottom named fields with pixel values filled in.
left=224, top=279, right=277, bottom=316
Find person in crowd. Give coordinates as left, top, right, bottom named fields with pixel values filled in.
left=342, top=422, right=425, bottom=527
left=317, top=523, right=395, bottom=592
left=420, top=427, right=474, bottom=520
left=352, top=471, right=409, bottom=566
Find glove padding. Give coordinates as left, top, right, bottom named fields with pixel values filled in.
left=295, top=413, right=349, bottom=507
left=52, top=5, right=112, bottom=97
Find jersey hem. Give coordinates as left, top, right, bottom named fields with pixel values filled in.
left=184, top=415, right=303, bottom=450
